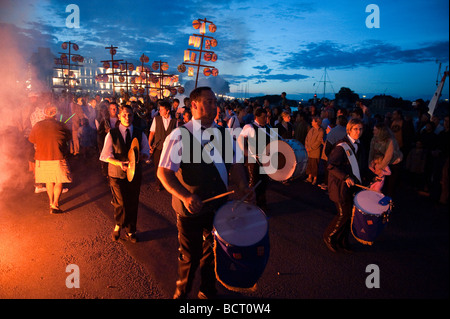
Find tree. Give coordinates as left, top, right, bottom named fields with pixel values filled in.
left=335, top=87, right=359, bottom=108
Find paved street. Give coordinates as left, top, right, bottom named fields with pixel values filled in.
left=1, top=155, right=448, bottom=304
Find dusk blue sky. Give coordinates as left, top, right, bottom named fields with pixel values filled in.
left=1, top=0, right=448, bottom=101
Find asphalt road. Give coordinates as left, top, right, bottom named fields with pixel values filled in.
left=0, top=155, right=448, bottom=304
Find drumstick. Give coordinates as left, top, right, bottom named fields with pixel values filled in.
left=355, top=184, right=372, bottom=191
left=232, top=180, right=262, bottom=211
left=355, top=184, right=384, bottom=194
left=202, top=190, right=235, bottom=203
left=240, top=180, right=261, bottom=202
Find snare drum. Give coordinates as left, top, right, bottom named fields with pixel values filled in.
left=213, top=201, right=269, bottom=291
left=351, top=190, right=392, bottom=245
left=265, top=139, right=308, bottom=182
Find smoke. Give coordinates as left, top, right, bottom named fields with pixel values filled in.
left=0, top=23, right=45, bottom=194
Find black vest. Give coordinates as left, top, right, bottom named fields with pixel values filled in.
left=153, top=115, right=177, bottom=150
left=244, top=123, right=271, bottom=165
left=172, top=126, right=233, bottom=217
left=108, top=126, right=143, bottom=179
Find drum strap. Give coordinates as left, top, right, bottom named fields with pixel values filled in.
left=338, top=142, right=361, bottom=183
left=180, top=125, right=229, bottom=188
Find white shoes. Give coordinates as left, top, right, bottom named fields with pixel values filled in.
left=35, top=186, right=69, bottom=193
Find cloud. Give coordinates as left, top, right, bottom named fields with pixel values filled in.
left=253, top=65, right=269, bottom=71
left=223, top=72, right=309, bottom=85
left=282, top=40, right=450, bottom=70
left=253, top=65, right=272, bottom=75
left=264, top=74, right=309, bottom=81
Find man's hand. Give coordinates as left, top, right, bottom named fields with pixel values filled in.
left=182, top=193, right=203, bottom=214
left=345, top=176, right=355, bottom=188
left=120, top=161, right=129, bottom=171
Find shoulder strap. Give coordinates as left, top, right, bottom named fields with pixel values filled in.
left=180, top=125, right=230, bottom=188
left=338, top=142, right=361, bottom=183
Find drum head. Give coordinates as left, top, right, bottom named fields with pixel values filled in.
left=266, top=140, right=296, bottom=181
left=214, top=201, right=268, bottom=247
left=354, top=190, right=388, bottom=215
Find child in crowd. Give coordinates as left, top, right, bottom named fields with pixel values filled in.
left=369, top=154, right=391, bottom=192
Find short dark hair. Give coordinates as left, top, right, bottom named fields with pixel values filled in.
left=254, top=107, right=267, bottom=118
left=336, top=115, right=347, bottom=126
left=351, top=107, right=363, bottom=118
left=118, top=104, right=133, bottom=114
left=158, top=100, right=172, bottom=111
left=190, top=86, right=213, bottom=102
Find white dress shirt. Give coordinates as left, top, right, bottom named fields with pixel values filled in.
left=159, top=119, right=238, bottom=188
left=100, top=124, right=150, bottom=162
left=149, top=115, right=174, bottom=132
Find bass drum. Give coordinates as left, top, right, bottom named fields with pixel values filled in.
left=265, top=139, right=307, bottom=182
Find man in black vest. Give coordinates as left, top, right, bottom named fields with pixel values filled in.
left=238, top=107, right=271, bottom=211
left=157, top=87, right=252, bottom=299
left=323, top=118, right=369, bottom=253
left=148, top=100, right=177, bottom=191
left=100, top=105, right=150, bottom=243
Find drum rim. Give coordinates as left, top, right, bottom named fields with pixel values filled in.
left=353, top=206, right=389, bottom=217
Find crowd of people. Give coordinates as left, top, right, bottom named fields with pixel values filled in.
left=22, top=88, right=448, bottom=298
left=23, top=90, right=449, bottom=209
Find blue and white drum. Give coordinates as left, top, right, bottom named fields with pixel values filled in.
left=213, top=201, right=269, bottom=291
left=351, top=190, right=392, bottom=245
left=266, top=139, right=308, bottom=182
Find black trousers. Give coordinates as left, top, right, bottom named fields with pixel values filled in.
left=246, top=162, right=269, bottom=209
left=175, top=212, right=216, bottom=296
left=153, top=148, right=162, bottom=187
left=323, top=200, right=353, bottom=248
left=109, top=173, right=142, bottom=233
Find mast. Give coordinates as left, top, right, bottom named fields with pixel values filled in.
left=315, top=67, right=333, bottom=98
left=428, top=65, right=448, bottom=116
